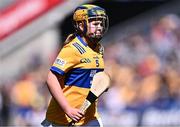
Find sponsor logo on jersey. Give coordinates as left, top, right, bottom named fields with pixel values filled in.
left=90, top=70, right=97, bottom=77
left=80, top=58, right=91, bottom=63
left=55, top=58, right=66, bottom=66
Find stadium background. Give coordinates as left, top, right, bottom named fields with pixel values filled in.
left=0, top=0, right=180, bottom=126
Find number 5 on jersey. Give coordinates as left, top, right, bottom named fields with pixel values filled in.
left=95, top=59, right=99, bottom=67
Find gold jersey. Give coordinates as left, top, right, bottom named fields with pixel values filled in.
left=46, top=35, right=104, bottom=125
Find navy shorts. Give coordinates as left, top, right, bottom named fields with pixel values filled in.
left=41, top=118, right=102, bottom=127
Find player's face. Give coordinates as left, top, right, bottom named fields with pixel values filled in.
left=87, top=18, right=105, bottom=39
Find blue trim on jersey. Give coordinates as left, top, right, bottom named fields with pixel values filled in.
left=50, top=66, right=65, bottom=75
left=72, top=43, right=86, bottom=54
left=65, top=68, right=104, bottom=88
left=76, top=35, right=88, bottom=47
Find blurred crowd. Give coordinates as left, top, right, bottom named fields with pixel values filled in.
left=0, top=59, right=51, bottom=126
left=0, top=13, right=180, bottom=126
left=101, top=13, right=180, bottom=126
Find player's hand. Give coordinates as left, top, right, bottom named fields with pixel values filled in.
left=65, top=106, right=84, bottom=122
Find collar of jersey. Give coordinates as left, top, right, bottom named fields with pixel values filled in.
left=76, top=35, right=88, bottom=47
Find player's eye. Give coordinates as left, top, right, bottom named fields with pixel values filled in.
left=94, top=22, right=99, bottom=26
left=93, top=21, right=102, bottom=26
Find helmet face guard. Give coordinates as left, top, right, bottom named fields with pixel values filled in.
left=87, top=15, right=109, bottom=39
left=73, top=4, right=109, bottom=41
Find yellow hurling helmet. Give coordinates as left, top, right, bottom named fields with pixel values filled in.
left=73, top=4, right=109, bottom=40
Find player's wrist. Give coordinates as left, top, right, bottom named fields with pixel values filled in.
left=61, top=102, right=71, bottom=113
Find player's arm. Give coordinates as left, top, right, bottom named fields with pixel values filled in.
left=46, top=70, right=83, bottom=122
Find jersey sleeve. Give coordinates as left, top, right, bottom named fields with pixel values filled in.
left=50, top=45, right=79, bottom=76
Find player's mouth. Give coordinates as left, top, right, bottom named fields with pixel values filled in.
left=95, top=31, right=103, bottom=36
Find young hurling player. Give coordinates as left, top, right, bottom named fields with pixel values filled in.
left=41, top=4, right=109, bottom=127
